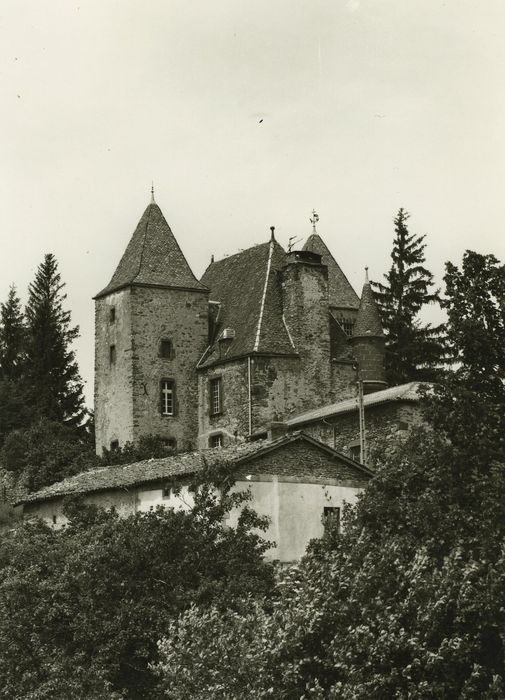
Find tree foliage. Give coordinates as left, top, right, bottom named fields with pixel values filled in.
left=0, top=284, right=26, bottom=380
left=24, top=253, right=85, bottom=425
left=373, top=209, right=446, bottom=383
left=0, top=470, right=274, bottom=699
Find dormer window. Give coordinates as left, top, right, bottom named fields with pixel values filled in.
left=338, top=317, right=355, bottom=337
left=160, top=339, right=174, bottom=359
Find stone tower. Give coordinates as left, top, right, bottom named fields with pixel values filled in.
left=94, top=196, right=209, bottom=455
left=350, top=272, right=387, bottom=394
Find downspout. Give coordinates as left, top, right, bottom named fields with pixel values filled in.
left=248, top=355, right=253, bottom=436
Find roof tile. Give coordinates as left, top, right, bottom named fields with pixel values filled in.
left=95, top=202, right=206, bottom=298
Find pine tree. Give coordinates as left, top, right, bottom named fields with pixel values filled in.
left=25, top=254, right=85, bottom=425
left=0, top=285, right=26, bottom=379
left=372, top=208, right=446, bottom=383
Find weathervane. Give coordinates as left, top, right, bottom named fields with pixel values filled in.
left=310, top=209, right=319, bottom=233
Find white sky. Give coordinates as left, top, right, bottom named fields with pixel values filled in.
left=1, top=0, right=505, bottom=407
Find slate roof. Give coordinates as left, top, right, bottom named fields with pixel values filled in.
left=353, top=280, right=384, bottom=338
left=303, top=233, right=359, bottom=310
left=17, top=432, right=372, bottom=506
left=286, top=382, right=425, bottom=427
left=198, top=238, right=296, bottom=366
left=95, top=202, right=207, bottom=298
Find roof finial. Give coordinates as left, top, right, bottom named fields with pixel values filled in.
left=211, top=254, right=215, bottom=264
left=310, top=209, right=319, bottom=233
left=151, top=181, right=155, bottom=204
left=365, top=266, right=369, bottom=283
left=270, top=226, right=275, bottom=241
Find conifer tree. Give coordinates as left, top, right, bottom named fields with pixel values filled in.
left=0, top=285, right=26, bottom=379
left=25, top=254, right=85, bottom=425
left=373, top=208, right=446, bottom=383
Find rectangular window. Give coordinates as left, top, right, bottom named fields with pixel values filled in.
left=161, top=380, right=175, bottom=416
left=210, top=377, right=222, bottom=415
left=349, top=444, right=361, bottom=462
left=323, top=506, right=340, bottom=531
left=110, top=440, right=119, bottom=452
left=210, top=433, right=223, bottom=448
left=338, top=317, right=355, bottom=337
left=160, top=339, right=174, bottom=359
left=109, top=344, right=116, bottom=365
left=162, top=485, right=172, bottom=498
left=109, top=307, right=116, bottom=323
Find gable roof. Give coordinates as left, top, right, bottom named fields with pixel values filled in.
left=286, top=382, right=425, bottom=427
left=198, top=238, right=296, bottom=366
left=303, top=233, right=359, bottom=310
left=353, top=279, right=384, bottom=338
left=95, top=202, right=207, bottom=298
left=16, top=432, right=372, bottom=506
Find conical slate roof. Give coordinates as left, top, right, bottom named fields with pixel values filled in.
left=353, top=280, right=384, bottom=338
left=303, top=233, right=359, bottom=309
left=95, top=202, right=207, bottom=298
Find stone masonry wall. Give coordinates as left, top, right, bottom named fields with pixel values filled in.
left=197, top=360, right=250, bottom=449
left=236, top=439, right=370, bottom=486
left=198, top=353, right=358, bottom=448
left=298, top=402, right=421, bottom=466
left=281, top=260, right=331, bottom=398
left=94, top=289, right=134, bottom=453
left=131, top=286, right=209, bottom=452
left=351, top=336, right=387, bottom=391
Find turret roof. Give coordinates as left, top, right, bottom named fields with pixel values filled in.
left=353, top=280, right=384, bottom=337
left=303, top=233, right=359, bottom=309
left=95, top=202, right=207, bottom=298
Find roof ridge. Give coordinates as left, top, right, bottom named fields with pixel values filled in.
left=206, top=240, right=273, bottom=268
left=253, top=239, right=275, bottom=352
left=132, top=201, right=153, bottom=284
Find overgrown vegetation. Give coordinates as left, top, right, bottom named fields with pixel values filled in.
left=152, top=249, right=505, bottom=698
left=0, top=465, right=274, bottom=699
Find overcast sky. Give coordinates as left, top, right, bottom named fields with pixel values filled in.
left=1, top=0, right=505, bottom=407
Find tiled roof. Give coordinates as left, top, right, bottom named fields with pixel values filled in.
left=303, top=233, right=359, bottom=309
left=199, top=239, right=295, bottom=366
left=95, top=202, right=207, bottom=298
left=353, top=280, right=384, bottom=338
left=286, top=382, right=425, bottom=427
left=17, top=432, right=372, bottom=506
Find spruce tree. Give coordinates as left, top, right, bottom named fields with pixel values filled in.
left=25, top=254, right=85, bottom=425
left=373, top=208, right=446, bottom=383
left=0, top=285, right=26, bottom=379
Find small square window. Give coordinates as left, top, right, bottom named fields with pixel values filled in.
left=160, top=339, right=174, bottom=359
left=210, top=433, right=223, bottom=448
left=162, top=485, right=172, bottom=498
left=109, top=307, right=116, bottom=323
left=161, top=438, right=177, bottom=450
left=109, top=344, right=116, bottom=365
left=110, top=440, right=119, bottom=451
left=210, top=377, right=222, bottom=415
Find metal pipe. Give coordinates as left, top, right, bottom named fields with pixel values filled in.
left=248, top=356, right=253, bottom=436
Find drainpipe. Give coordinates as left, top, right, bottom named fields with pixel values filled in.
left=247, top=356, right=253, bottom=436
